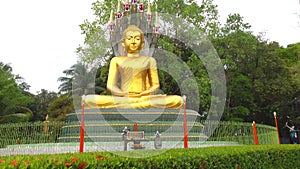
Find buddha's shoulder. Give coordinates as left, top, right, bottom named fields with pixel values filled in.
left=112, top=56, right=127, bottom=59
left=112, top=56, right=156, bottom=62
left=111, top=56, right=127, bottom=62
left=140, top=56, right=157, bottom=62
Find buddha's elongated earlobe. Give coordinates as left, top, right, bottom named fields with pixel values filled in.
left=141, top=42, right=145, bottom=50
left=122, top=41, right=127, bottom=53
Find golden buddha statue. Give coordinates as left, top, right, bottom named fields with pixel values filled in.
left=85, top=25, right=183, bottom=109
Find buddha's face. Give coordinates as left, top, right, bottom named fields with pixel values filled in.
left=124, top=30, right=142, bottom=54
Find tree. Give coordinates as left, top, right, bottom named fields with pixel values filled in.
left=214, top=13, right=297, bottom=124
left=277, top=43, right=300, bottom=124
left=212, top=14, right=256, bottom=121
left=239, top=40, right=295, bottom=125
left=58, top=63, right=106, bottom=95
left=48, top=94, right=74, bottom=121
left=29, top=89, right=58, bottom=121
left=0, top=61, right=34, bottom=123
left=57, top=65, right=75, bottom=95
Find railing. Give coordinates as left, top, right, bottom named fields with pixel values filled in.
left=0, top=121, right=64, bottom=148
left=206, top=121, right=278, bottom=145
left=0, top=121, right=278, bottom=148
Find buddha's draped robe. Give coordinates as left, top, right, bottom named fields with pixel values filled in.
left=85, top=56, right=183, bottom=109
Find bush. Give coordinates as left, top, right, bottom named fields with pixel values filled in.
left=0, top=145, right=299, bottom=168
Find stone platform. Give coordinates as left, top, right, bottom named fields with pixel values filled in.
left=58, top=108, right=205, bottom=143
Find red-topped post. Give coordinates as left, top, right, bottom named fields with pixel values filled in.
left=183, top=95, right=188, bottom=148
left=273, top=112, right=280, bottom=144
left=79, top=95, right=85, bottom=152
left=252, top=121, right=259, bottom=145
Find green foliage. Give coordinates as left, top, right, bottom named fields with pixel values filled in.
left=186, top=53, right=211, bottom=111
left=250, top=42, right=295, bottom=124
left=0, top=62, right=33, bottom=111
left=48, top=95, right=74, bottom=122
left=229, top=106, right=250, bottom=122
left=213, top=13, right=297, bottom=124
left=0, top=106, right=33, bottom=124
left=0, top=145, right=300, bottom=168
left=277, top=43, right=300, bottom=125
left=0, top=113, right=31, bottom=124
left=97, top=58, right=111, bottom=95
left=0, top=61, right=34, bottom=123
left=58, top=63, right=106, bottom=96
left=158, top=0, right=220, bottom=37
left=29, top=89, right=58, bottom=121
left=58, top=65, right=76, bottom=95
left=221, top=13, right=251, bottom=35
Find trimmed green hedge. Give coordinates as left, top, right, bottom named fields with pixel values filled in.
left=0, top=145, right=299, bottom=168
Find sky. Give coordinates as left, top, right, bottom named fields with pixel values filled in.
left=0, top=0, right=299, bottom=94
left=215, top=0, right=300, bottom=45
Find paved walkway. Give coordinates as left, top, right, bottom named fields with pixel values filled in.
left=0, top=141, right=240, bottom=156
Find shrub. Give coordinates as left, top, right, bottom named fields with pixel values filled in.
left=0, top=145, right=299, bottom=168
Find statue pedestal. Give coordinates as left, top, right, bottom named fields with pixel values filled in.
left=58, top=108, right=206, bottom=145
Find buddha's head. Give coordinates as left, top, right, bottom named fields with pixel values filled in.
left=122, top=25, right=145, bottom=54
